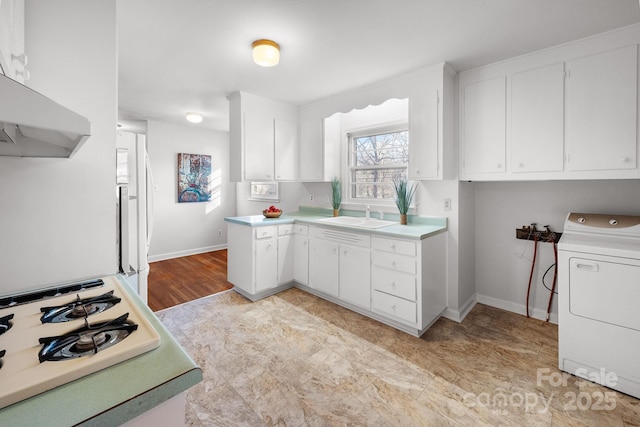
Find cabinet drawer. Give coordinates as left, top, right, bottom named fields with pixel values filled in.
left=293, top=224, right=308, bottom=235
left=372, top=291, right=417, bottom=324
left=372, top=251, right=416, bottom=274
left=372, top=237, right=416, bottom=256
left=254, top=226, right=276, bottom=239
left=278, top=224, right=293, bottom=236
left=372, top=267, right=416, bottom=301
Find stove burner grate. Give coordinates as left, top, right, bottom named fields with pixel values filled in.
left=40, top=291, right=121, bottom=323
left=38, top=313, right=138, bottom=362
left=0, top=349, right=5, bottom=369
left=0, top=314, right=14, bottom=336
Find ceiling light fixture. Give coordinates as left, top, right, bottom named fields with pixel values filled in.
left=186, top=112, right=203, bottom=123
left=252, top=39, right=280, bottom=67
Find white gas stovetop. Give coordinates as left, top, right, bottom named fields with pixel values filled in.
left=0, top=275, right=160, bottom=409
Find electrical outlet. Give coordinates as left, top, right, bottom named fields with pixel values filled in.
left=217, top=229, right=223, bottom=236
left=444, top=198, right=451, bottom=211
left=309, top=194, right=315, bottom=202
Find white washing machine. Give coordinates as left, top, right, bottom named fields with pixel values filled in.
left=558, top=213, right=640, bottom=399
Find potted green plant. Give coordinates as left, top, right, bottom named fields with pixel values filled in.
left=330, top=176, right=342, bottom=216
left=392, top=177, right=416, bottom=225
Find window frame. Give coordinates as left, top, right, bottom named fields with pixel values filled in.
left=343, top=122, right=410, bottom=206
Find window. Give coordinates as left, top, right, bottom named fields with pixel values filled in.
left=348, top=125, right=409, bottom=201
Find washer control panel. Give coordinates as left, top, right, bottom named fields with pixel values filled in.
left=565, top=213, right=640, bottom=236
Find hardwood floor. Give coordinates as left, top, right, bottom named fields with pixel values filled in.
left=147, top=250, right=233, bottom=312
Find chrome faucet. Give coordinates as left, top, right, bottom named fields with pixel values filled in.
left=365, top=205, right=370, bottom=220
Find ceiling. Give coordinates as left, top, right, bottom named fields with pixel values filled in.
left=117, top=0, right=640, bottom=132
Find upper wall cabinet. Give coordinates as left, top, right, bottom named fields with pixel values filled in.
left=566, top=45, right=637, bottom=172
left=460, top=25, right=640, bottom=181
left=461, top=76, right=506, bottom=175
left=511, top=63, right=565, bottom=173
left=0, top=0, right=25, bottom=83
left=228, top=92, right=299, bottom=182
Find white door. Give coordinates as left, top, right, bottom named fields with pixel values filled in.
left=308, top=238, right=339, bottom=296
left=244, top=114, right=274, bottom=180
left=566, top=45, right=638, bottom=172
left=339, top=244, right=371, bottom=309
left=293, top=235, right=309, bottom=285
left=255, top=238, right=277, bottom=292
left=511, top=62, right=565, bottom=173
left=274, top=118, right=298, bottom=181
left=462, top=76, right=507, bottom=175
left=569, top=256, right=640, bottom=331
left=277, top=234, right=294, bottom=285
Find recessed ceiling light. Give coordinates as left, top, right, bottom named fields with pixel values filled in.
left=252, top=39, right=280, bottom=67
left=186, top=112, right=203, bottom=123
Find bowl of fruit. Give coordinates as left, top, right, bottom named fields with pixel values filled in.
left=263, top=205, right=282, bottom=218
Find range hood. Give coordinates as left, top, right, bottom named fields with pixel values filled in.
left=0, top=73, right=91, bottom=158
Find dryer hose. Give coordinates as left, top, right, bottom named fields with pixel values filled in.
left=525, top=234, right=539, bottom=318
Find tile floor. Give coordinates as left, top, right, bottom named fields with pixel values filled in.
left=156, top=288, right=640, bottom=426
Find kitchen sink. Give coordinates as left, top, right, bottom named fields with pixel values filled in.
left=317, top=216, right=397, bottom=229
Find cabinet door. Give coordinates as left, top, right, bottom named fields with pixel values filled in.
left=255, top=238, right=277, bottom=292
left=511, top=63, right=565, bottom=173
left=274, top=118, right=298, bottom=181
left=339, top=244, right=371, bottom=309
left=308, top=238, right=339, bottom=296
left=566, top=45, right=637, bottom=172
left=462, top=77, right=506, bottom=174
left=244, top=114, right=274, bottom=180
left=298, top=116, right=324, bottom=181
left=409, top=87, right=439, bottom=180
left=277, top=235, right=294, bottom=285
left=293, top=235, right=309, bottom=285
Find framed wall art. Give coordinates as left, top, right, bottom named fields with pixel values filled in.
left=177, top=153, right=212, bottom=203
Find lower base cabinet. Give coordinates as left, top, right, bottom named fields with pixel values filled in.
left=228, top=221, right=447, bottom=336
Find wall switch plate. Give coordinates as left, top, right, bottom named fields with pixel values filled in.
left=309, top=194, right=315, bottom=202
left=444, top=198, right=451, bottom=211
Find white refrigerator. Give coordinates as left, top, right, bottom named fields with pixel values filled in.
left=116, top=131, right=154, bottom=304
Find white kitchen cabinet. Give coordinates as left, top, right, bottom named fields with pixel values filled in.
left=566, top=45, right=637, bottom=172
left=244, top=114, right=274, bottom=181
left=461, top=76, right=506, bottom=175
left=308, top=226, right=371, bottom=304
left=293, top=224, right=309, bottom=285
left=277, top=225, right=294, bottom=285
left=228, top=91, right=298, bottom=182
left=408, top=64, right=454, bottom=181
left=227, top=223, right=293, bottom=301
left=511, top=63, right=565, bottom=173
left=338, top=244, right=371, bottom=309
left=460, top=29, right=640, bottom=181
left=308, top=237, right=339, bottom=296
left=370, top=234, right=447, bottom=334
left=255, top=236, right=278, bottom=292
left=0, top=0, right=26, bottom=83
left=298, top=116, right=324, bottom=181
left=274, top=119, right=298, bottom=180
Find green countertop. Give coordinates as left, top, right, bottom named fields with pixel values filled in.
left=225, top=206, right=447, bottom=240
left=0, top=275, right=202, bottom=427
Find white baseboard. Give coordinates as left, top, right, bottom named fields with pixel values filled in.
left=442, top=294, right=477, bottom=323
left=476, top=293, right=558, bottom=324
left=148, top=244, right=228, bottom=263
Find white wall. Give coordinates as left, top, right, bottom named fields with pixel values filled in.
left=146, top=120, right=235, bottom=261
left=474, top=179, right=640, bottom=321
left=0, top=1, right=117, bottom=293
left=235, top=181, right=304, bottom=217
